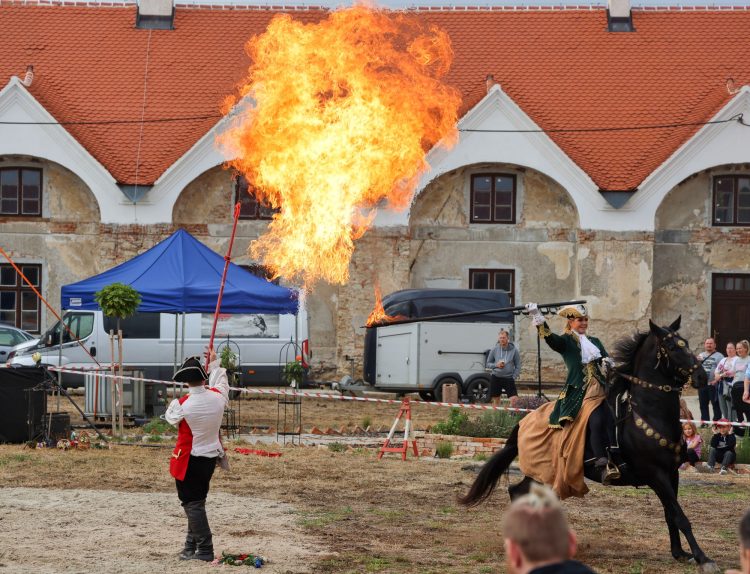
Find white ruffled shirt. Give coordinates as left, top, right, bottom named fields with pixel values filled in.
left=578, top=334, right=602, bottom=364
left=165, top=359, right=229, bottom=457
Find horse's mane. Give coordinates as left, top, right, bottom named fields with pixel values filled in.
left=612, top=330, right=649, bottom=375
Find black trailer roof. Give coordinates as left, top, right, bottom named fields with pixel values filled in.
left=382, top=289, right=514, bottom=323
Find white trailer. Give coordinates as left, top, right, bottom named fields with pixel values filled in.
left=372, top=320, right=513, bottom=402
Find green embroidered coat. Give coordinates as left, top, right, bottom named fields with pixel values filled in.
left=537, top=322, right=609, bottom=429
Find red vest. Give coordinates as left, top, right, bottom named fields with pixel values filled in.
left=169, top=388, right=224, bottom=481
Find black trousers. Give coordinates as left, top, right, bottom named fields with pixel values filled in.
left=176, top=455, right=217, bottom=504
left=587, top=402, right=615, bottom=460
left=489, top=375, right=518, bottom=398
left=698, top=385, right=721, bottom=422
left=731, top=384, right=750, bottom=438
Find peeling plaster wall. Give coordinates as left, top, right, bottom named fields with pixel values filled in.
left=654, top=167, right=750, bottom=344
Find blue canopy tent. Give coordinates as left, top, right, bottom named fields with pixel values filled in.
left=61, top=229, right=298, bottom=315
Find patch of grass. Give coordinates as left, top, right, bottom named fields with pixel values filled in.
left=468, top=552, right=491, bottom=563
left=142, top=417, right=172, bottom=435
left=478, top=566, right=494, bottom=573
left=327, top=442, right=347, bottom=453
left=439, top=506, right=455, bottom=514
left=679, top=485, right=747, bottom=500
left=297, top=507, right=353, bottom=528
left=435, top=441, right=454, bottom=459
left=473, top=452, right=488, bottom=461
left=370, top=508, right=405, bottom=519
left=145, top=435, right=164, bottom=443
left=361, top=416, right=372, bottom=429
left=430, top=407, right=520, bottom=438
left=0, top=453, right=31, bottom=466
left=627, top=560, right=645, bottom=574
left=736, top=435, right=750, bottom=464
left=365, top=557, right=391, bottom=572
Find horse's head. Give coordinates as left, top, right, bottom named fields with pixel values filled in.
left=648, top=316, right=707, bottom=389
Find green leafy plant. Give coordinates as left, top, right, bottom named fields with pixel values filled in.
left=327, top=442, right=346, bottom=453
left=220, top=346, right=238, bottom=371
left=431, top=408, right=469, bottom=435
left=360, top=415, right=372, bottom=429
left=435, top=441, right=454, bottom=459
left=142, top=417, right=172, bottom=435
left=282, top=359, right=305, bottom=387
left=430, top=407, right=520, bottom=439
left=94, top=283, right=141, bottom=331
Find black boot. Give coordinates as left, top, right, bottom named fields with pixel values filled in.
left=184, top=500, right=214, bottom=562
left=179, top=502, right=196, bottom=560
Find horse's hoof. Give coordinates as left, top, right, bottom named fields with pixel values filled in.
left=697, top=561, right=720, bottom=574
left=674, top=550, right=693, bottom=562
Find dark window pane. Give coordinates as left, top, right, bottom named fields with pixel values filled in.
left=1, top=169, right=18, bottom=195
left=21, top=311, right=37, bottom=332
left=259, top=204, right=276, bottom=219
left=473, top=176, right=492, bottom=193
left=1, top=267, right=16, bottom=286
left=736, top=277, right=745, bottom=290
left=22, top=169, right=40, bottom=193
left=1, top=291, right=16, bottom=310
left=715, top=277, right=725, bottom=290
left=473, top=206, right=490, bottom=221
left=21, top=266, right=38, bottom=286
left=715, top=177, right=733, bottom=193
left=1, top=198, right=18, bottom=215
left=738, top=209, right=750, bottom=224
left=103, top=311, right=160, bottom=339
left=21, top=291, right=37, bottom=311
left=0, top=310, right=15, bottom=324
left=495, top=176, right=513, bottom=192
left=474, top=190, right=491, bottom=205
left=471, top=272, right=490, bottom=290
left=495, top=191, right=513, bottom=206
left=495, top=206, right=512, bottom=221
left=494, top=272, right=511, bottom=292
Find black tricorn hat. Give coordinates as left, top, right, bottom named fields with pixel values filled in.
left=173, top=356, right=208, bottom=383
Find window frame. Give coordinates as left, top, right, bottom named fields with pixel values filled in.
left=712, top=174, right=750, bottom=227
left=0, top=167, right=42, bottom=217
left=470, top=173, right=517, bottom=225
left=0, top=263, right=42, bottom=333
left=468, top=268, right=516, bottom=305
left=234, top=175, right=276, bottom=221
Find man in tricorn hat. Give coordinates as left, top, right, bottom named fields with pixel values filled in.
left=525, top=302, right=619, bottom=485
left=166, top=350, right=229, bottom=561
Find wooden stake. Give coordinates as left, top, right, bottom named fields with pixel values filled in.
left=118, top=329, right=124, bottom=437
left=109, top=329, right=116, bottom=437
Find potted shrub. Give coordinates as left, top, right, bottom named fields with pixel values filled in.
left=282, top=357, right=305, bottom=388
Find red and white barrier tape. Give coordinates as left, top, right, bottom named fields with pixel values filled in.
left=48, top=364, right=119, bottom=372
left=47, top=366, right=750, bottom=427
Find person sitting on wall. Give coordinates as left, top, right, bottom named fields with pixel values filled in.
left=486, top=329, right=521, bottom=406
left=503, top=483, right=599, bottom=574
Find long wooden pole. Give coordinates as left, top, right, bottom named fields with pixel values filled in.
left=206, top=202, right=241, bottom=368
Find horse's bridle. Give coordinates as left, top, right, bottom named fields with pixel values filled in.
left=655, top=330, right=701, bottom=387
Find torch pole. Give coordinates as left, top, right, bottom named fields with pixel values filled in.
left=206, top=202, right=242, bottom=369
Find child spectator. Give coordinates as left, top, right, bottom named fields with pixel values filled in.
left=706, top=418, right=736, bottom=475
left=680, top=422, right=703, bottom=471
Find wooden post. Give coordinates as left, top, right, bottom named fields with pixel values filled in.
left=109, top=329, right=116, bottom=437
left=118, top=329, right=124, bottom=437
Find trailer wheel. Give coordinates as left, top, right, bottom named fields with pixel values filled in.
left=418, top=391, right=434, bottom=401
left=434, top=378, right=461, bottom=403
left=467, top=379, right=491, bottom=404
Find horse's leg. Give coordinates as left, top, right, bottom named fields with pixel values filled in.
left=649, top=471, right=718, bottom=572
left=662, top=471, right=692, bottom=561
left=508, top=476, right=536, bottom=501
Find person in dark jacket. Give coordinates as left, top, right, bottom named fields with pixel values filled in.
left=706, top=418, right=737, bottom=474
left=503, top=483, right=598, bottom=574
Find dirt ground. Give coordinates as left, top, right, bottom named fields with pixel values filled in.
left=0, top=438, right=746, bottom=574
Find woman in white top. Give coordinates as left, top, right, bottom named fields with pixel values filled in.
left=729, top=340, right=750, bottom=437
left=714, top=342, right=737, bottom=420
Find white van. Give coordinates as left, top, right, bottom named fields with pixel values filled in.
left=9, top=309, right=309, bottom=388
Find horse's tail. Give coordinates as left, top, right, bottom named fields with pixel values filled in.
left=458, top=423, right=520, bottom=507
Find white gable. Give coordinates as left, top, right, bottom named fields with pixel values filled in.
left=0, top=77, right=123, bottom=222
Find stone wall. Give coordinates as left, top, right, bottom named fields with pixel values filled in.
left=414, top=431, right=506, bottom=457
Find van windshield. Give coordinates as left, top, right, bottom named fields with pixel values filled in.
left=43, top=312, right=95, bottom=345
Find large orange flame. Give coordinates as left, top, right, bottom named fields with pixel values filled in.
left=366, top=285, right=407, bottom=327
left=221, top=6, right=461, bottom=287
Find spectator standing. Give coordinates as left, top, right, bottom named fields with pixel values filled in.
left=715, top=342, right=738, bottom=421
left=725, top=508, right=750, bottom=574
left=706, top=419, right=736, bottom=474
left=730, top=341, right=750, bottom=438
left=486, top=329, right=521, bottom=406
left=502, top=483, right=598, bottom=574
left=698, top=338, right=723, bottom=423
left=679, top=422, right=703, bottom=471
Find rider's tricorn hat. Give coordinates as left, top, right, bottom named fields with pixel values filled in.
left=173, top=356, right=208, bottom=383
left=557, top=304, right=588, bottom=320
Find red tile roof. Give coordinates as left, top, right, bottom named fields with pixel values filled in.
left=2, top=3, right=749, bottom=191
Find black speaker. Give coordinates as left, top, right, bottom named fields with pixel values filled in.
left=41, top=412, right=71, bottom=441
left=0, top=366, right=47, bottom=443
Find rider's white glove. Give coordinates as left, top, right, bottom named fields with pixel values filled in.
left=602, top=357, right=615, bottom=370
left=525, top=303, right=545, bottom=326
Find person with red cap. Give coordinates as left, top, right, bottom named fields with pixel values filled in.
left=166, top=350, right=229, bottom=561
left=706, top=418, right=736, bottom=475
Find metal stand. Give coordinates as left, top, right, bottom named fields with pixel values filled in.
left=276, top=394, right=302, bottom=445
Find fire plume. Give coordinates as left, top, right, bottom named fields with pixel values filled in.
left=366, top=285, right=407, bottom=327
left=221, top=6, right=461, bottom=287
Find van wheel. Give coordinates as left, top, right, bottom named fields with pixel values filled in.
left=434, top=379, right=461, bottom=403
left=418, top=391, right=434, bottom=401
left=467, top=379, right=491, bottom=404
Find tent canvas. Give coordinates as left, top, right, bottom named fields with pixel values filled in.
left=61, top=229, right=298, bottom=315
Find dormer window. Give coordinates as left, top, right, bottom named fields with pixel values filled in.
left=713, top=175, right=750, bottom=226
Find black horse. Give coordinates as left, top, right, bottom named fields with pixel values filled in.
left=459, top=317, right=719, bottom=573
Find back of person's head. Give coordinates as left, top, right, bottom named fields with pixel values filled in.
left=503, top=483, right=571, bottom=563
left=739, top=509, right=750, bottom=574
